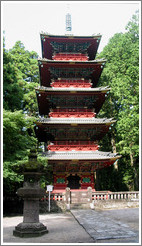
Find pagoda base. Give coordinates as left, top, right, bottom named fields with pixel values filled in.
left=13, top=222, right=48, bottom=238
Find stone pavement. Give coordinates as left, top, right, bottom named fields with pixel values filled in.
left=2, top=208, right=139, bottom=244
left=2, top=212, right=94, bottom=244
left=71, top=208, right=139, bottom=243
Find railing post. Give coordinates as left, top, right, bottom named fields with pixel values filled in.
left=65, top=187, right=71, bottom=210
left=87, top=187, right=94, bottom=209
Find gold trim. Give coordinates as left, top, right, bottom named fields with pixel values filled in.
left=110, top=156, right=121, bottom=161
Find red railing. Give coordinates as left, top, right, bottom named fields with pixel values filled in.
left=40, top=191, right=139, bottom=203
left=49, top=108, right=96, bottom=118
left=49, top=140, right=98, bottom=145
left=47, top=140, right=99, bottom=151
left=53, top=53, right=88, bottom=61
left=51, top=79, right=92, bottom=88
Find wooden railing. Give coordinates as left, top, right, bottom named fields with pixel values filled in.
left=49, top=140, right=98, bottom=145
left=47, top=140, right=99, bottom=151
left=49, top=108, right=95, bottom=118
left=50, top=108, right=94, bottom=113
left=53, top=53, right=88, bottom=61
left=52, top=79, right=91, bottom=83
left=51, top=79, right=92, bottom=88
left=51, top=81, right=91, bottom=88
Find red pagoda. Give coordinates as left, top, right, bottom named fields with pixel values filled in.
left=35, top=27, right=121, bottom=192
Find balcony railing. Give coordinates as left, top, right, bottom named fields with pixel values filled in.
left=47, top=140, right=99, bottom=151
left=49, top=108, right=96, bottom=118
left=52, top=53, right=88, bottom=61
left=51, top=79, right=92, bottom=88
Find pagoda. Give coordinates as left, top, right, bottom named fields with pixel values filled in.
left=35, top=15, right=121, bottom=192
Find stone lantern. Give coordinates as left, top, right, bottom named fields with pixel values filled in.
left=13, top=148, right=48, bottom=237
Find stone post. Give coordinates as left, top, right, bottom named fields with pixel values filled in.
left=65, top=187, right=71, bottom=210
left=13, top=149, right=48, bottom=237
left=87, top=186, right=94, bottom=209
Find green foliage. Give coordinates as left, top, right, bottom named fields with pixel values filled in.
left=37, top=155, right=53, bottom=188
left=3, top=10, right=139, bottom=199
left=3, top=39, right=41, bottom=198
left=3, top=45, right=24, bottom=111
left=97, top=10, right=139, bottom=190
left=3, top=109, right=37, bottom=162
left=3, top=41, right=39, bottom=116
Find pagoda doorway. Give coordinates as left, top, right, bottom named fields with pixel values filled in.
left=67, top=174, right=81, bottom=189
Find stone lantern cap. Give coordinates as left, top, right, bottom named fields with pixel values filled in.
left=12, top=148, right=46, bottom=174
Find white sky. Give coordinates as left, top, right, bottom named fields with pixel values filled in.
left=2, top=1, right=140, bottom=56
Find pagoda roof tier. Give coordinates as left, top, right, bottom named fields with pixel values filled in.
left=38, top=58, right=106, bottom=87
left=37, top=117, right=115, bottom=125
left=36, top=86, right=110, bottom=115
left=35, top=118, right=115, bottom=142
left=36, top=86, right=110, bottom=92
left=43, top=151, right=121, bottom=170
left=40, top=33, right=102, bottom=60
left=42, top=150, right=121, bottom=164
left=38, top=57, right=106, bottom=64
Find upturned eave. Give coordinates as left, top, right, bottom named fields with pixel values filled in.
left=36, top=117, right=116, bottom=125
left=40, top=32, right=102, bottom=39
left=42, top=150, right=121, bottom=161
left=38, top=57, right=106, bottom=64
left=35, top=86, right=111, bottom=93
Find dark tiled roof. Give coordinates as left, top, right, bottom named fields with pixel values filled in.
left=35, top=86, right=110, bottom=92
left=42, top=150, right=121, bottom=160
left=40, top=32, right=102, bottom=39
left=37, top=117, right=116, bottom=125
left=38, top=57, right=106, bottom=64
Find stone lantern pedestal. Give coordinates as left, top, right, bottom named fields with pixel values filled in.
left=13, top=150, right=48, bottom=237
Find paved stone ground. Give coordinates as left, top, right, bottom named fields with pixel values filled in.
left=71, top=208, right=139, bottom=243
left=2, top=212, right=94, bottom=244
left=2, top=208, right=139, bottom=244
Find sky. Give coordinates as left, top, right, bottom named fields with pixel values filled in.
left=2, top=1, right=140, bottom=57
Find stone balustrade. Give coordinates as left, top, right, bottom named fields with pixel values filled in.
left=41, top=190, right=139, bottom=204
left=92, top=191, right=139, bottom=201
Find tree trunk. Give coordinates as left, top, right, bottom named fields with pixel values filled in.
left=130, top=145, right=139, bottom=190
left=129, top=148, right=134, bottom=167
left=129, top=145, right=139, bottom=190
left=111, top=135, right=118, bottom=170
left=133, top=165, right=139, bottom=190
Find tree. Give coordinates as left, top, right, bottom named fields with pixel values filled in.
left=9, top=41, right=39, bottom=116
left=3, top=40, right=40, bottom=200
left=3, top=41, right=24, bottom=111
left=97, top=10, right=139, bottom=190
left=3, top=109, right=38, bottom=199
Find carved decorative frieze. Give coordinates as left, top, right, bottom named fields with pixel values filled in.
left=50, top=41, right=90, bottom=53
left=49, top=67, right=94, bottom=79
left=47, top=94, right=98, bottom=108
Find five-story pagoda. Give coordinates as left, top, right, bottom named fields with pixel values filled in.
left=35, top=18, right=121, bottom=192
